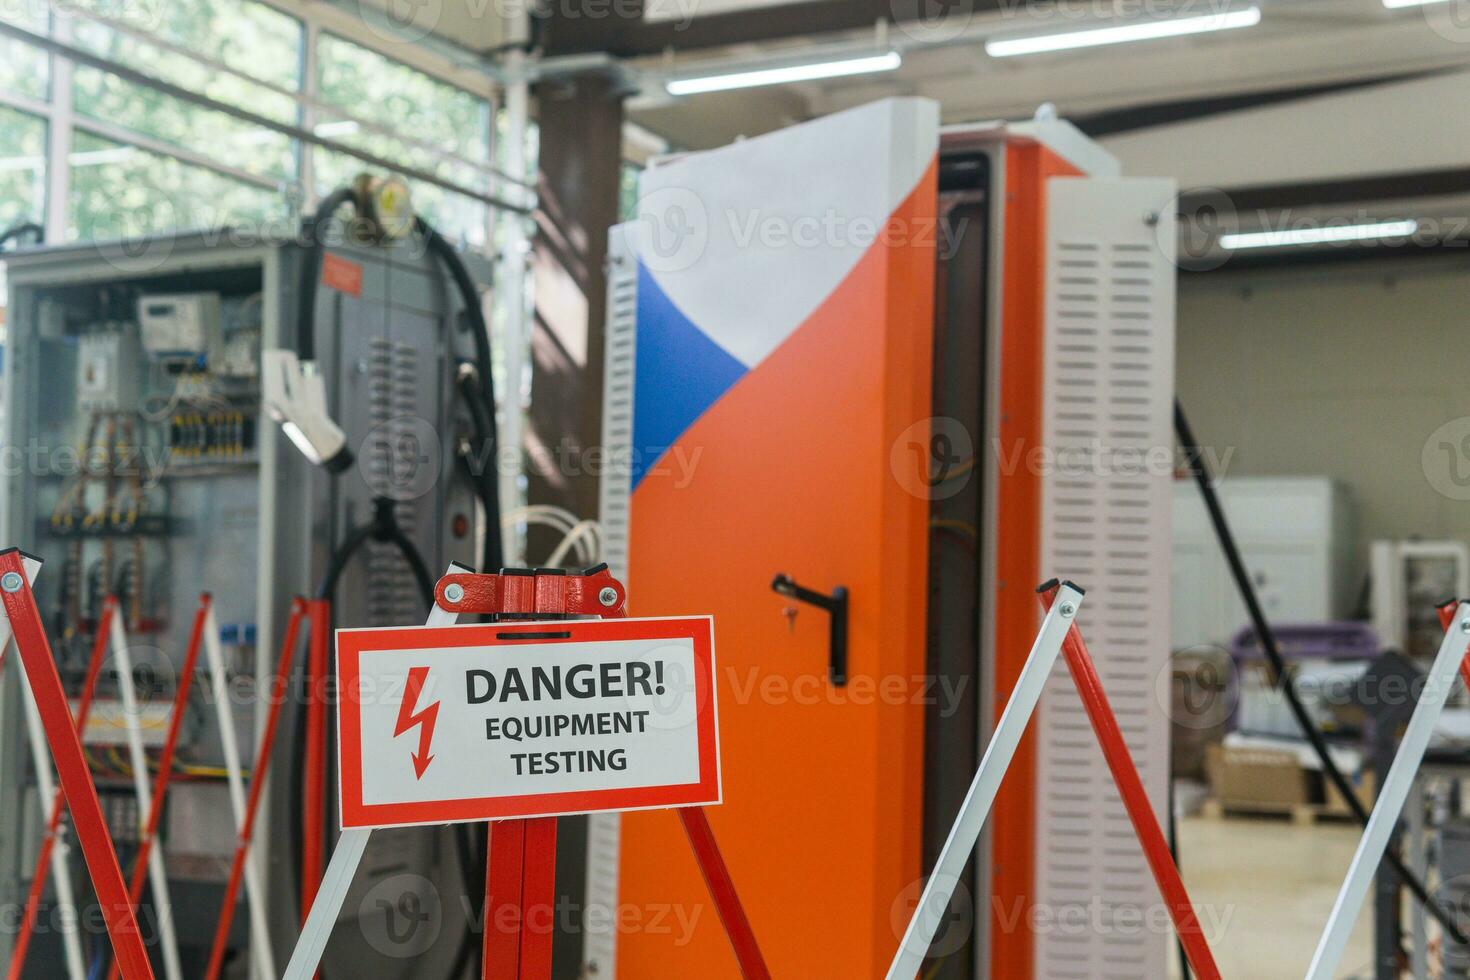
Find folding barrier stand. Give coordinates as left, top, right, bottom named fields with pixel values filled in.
left=14, top=661, right=87, bottom=980
left=204, top=597, right=307, bottom=980
left=198, top=596, right=278, bottom=980
left=104, top=599, right=208, bottom=980
left=283, top=563, right=467, bottom=980
left=107, top=595, right=184, bottom=980
left=283, top=563, right=770, bottom=980
left=887, top=580, right=1222, bottom=980
left=7, top=577, right=279, bottom=980
left=1305, top=600, right=1470, bottom=980
left=95, top=592, right=275, bottom=980
left=1038, top=583, right=1221, bottom=980
left=6, top=598, right=115, bottom=980
left=447, top=566, right=768, bottom=980
left=0, top=548, right=156, bottom=980
left=887, top=581, right=1083, bottom=980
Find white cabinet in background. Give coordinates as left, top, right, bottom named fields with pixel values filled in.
left=1172, top=477, right=1355, bottom=650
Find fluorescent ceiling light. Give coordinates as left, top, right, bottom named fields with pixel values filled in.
left=1220, top=220, right=1420, bottom=250
left=1384, top=0, right=1454, bottom=8
left=666, top=51, right=902, bottom=96
left=986, top=7, right=1262, bottom=58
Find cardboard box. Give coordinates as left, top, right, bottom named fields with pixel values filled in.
left=1206, top=742, right=1372, bottom=818
left=1170, top=648, right=1233, bottom=780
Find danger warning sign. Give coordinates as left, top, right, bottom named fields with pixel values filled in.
left=336, top=616, right=720, bottom=829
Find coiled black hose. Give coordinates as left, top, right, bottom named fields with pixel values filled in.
left=294, top=189, right=355, bottom=363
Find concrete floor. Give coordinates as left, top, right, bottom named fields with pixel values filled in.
left=1173, top=813, right=1375, bottom=980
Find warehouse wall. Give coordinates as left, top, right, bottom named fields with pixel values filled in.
left=1176, top=254, right=1470, bottom=569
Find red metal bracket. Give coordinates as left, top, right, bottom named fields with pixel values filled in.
left=1435, top=599, right=1470, bottom=690
left=454, top=564, right=768, bottom=980
left=1038, top=583, right=1221, bottom=980
left=0, top=549, right=156, bottom=980
left=436, top=563, right=628, bottom=620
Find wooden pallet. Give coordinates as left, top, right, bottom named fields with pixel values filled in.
left=1202, top=797, right=1355, bottom=826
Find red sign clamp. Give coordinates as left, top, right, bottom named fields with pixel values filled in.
left=434, top=563, right=628, bottom=619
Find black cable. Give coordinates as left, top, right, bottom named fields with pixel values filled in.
left=417, top=220, right=503, bottom=969
left=418, top=216, right=504, bottom=574
left=0, top=220, right=43, bottom=250
left=321, top=505, right=485, bottom=973
left=294, top=187, right=356, bottom=362
left=295, top=194, right=504, bottom=573
left=293, top=498, right=438, bottom=921
left=286, top=187, right=504, bottom=974
left=290, top=497, right=486, bottom=977
left=1167, top=776, right=1190, bottom=980
left=456, top=367, right=504, bottom=564
left=457, top=370, right=496, bottom=460
left=1174, top=397, right=1468, bottom=946
left=1353, top=572, right=1374, bottom=621
left=313, top=499, right=433, bottom=604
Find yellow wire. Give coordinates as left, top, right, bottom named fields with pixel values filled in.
left=930, top=518, right=978, bottom=539
left=178, top=761, right=244, bottom=778
left=933, top=456, right=976, bottom=484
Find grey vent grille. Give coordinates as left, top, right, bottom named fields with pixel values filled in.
left=365, top=337, right=420, bottom=627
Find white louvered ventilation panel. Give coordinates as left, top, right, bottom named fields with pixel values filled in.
left=598, top=227, right=637, bottom=587
left=1034, top=178, right=1178, bottom=980
left=582, top=225, right=639, bottom=980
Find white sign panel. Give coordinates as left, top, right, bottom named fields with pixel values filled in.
left=337, top=616, right=720, bottom=829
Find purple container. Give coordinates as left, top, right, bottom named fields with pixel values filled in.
left=1229, top=622, right=1381, bottom=663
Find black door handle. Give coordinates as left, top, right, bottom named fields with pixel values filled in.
left=771, top=573, right=848, bottom=686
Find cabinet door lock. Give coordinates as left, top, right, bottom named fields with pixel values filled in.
left=771, top=573, right=848, bottom=686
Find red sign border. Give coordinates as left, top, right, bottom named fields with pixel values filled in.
left=336, top=615, right=721, bottom=830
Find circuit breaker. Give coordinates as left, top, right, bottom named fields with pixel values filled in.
left=76, top=332, right=142, bottom=412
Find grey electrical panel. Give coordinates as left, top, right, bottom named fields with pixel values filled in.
left=0, top=230, right=491, bottom=977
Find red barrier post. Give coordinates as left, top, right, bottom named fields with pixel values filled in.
left=301, top=598, right=330, bottom=920
left=440, top=566, right=771, bottom=979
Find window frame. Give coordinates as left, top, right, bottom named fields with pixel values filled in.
left=0, top=0, right=512, bottom=252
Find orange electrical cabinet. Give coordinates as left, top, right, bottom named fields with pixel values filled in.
left=597, top=98, right=940, bottom=978
left=596, top=103, right=1178, bottom=980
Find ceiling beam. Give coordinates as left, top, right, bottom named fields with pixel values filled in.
left=543, top=0, right=1008, bottom=57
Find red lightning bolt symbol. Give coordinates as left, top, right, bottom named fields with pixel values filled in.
left=394, top=666, right=439, bottom=780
